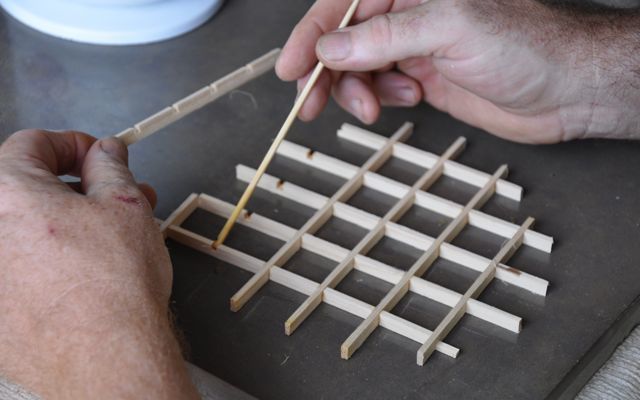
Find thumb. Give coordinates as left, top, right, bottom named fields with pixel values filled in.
left=81, top=137, right=147, bottom=206
left=316, top=4, right=452, bottom=71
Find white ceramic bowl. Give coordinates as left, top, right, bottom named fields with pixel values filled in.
left=0, top=0, right=224, bottom=45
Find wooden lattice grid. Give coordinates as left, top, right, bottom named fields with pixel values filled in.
left=160, top=122, right=554, bottom=366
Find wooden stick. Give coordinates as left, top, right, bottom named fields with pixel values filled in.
left=197, top=193, right=523, bottom=332
left=338, top=123, right=524, bottom=201
left=416, top=217, right=535, bottom=365
left=276, top=139, right=553, bottom=253
left=340, top=166, right=508, bottom=360
left=284, top=136, right=467, bottom=336
left=236, top=165, right=549, bottom=296
left=159, top=193, right=199, bottom=238
left=228, top=123, right=412, bottom=312
left=115, top=48, right=281, bottom=146
left=164, top=223, right=460, bottom=358
left=212, top=0, right=362, bottom=249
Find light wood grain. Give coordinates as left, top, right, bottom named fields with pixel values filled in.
left=416, top=217, right=535, bottom=365
left=237, top=165, right=548, bottom=296
left=227, top=123, right=412, bottom=312
left=284, top=136, right=467, bottom=336
left=164, top=223, right=460, bottom=358
left=341, top=165, right=508, bottom=360
left=276, top=139, right=553, bottom=253
left=159, top=193, right=199, bottom=238
left=115, top=48, right=280, bottom=146
left=198, top=193, right=523, bottom=333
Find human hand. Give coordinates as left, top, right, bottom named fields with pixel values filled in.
left=277, top=0, right=640, bottom=143
left=0, top=130, right=198, bottom=399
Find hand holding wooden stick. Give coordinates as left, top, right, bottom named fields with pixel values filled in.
left=213, top=0, right=362, bottom=249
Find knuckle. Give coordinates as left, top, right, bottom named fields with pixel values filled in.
left=368, top=14, right=395, bottom=48
left=12, top=129, right=44, bottom=139
left=1, top=129, right=39, bottom=151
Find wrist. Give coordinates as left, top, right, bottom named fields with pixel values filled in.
left=0, top=279, right=176, bottom=398
left=561, top=8, right=640, bottom=140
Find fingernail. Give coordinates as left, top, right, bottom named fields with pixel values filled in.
left=395, top=87, right=418, bottom=104
left=99, top=138, right=127, bottom=162
left=350, top=98, right=363, bottom=119
left=318, top=32, right=352, bottom=61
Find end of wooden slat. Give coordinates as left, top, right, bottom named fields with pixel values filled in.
left=538, top=282, right=549, bottom=297
left=115, top=127, right=137, bottom=146
left=416, top=345, right=436, bottom=366
left=517, top=318, right=523, bottom=333
left=230, top=297, right=242, bottom=312
left=340, top=344, right=352, bottom=360
left=284, top=320, right=294, bottom=336
left=396, top=121, right=415, bottom=142
left=514, top=186, right=524, bottom=201
left=498, top=164, right=509, bottom=179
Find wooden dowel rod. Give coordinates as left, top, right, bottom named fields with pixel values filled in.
left=212, top=0, right=362, bottom=249
left=416, top=217, right=535, bottom=365
left=115, top=48, right=281, bottom=146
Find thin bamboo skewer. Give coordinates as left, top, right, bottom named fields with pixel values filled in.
left=212, top=0, right=362, bottom=249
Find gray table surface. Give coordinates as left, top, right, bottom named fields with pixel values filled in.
left=1, top=1, right=639, bottom=399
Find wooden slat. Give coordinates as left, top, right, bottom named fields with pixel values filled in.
left=236, top=165, right=548, bottom=296
left=159, top=193, right=199, bottom=237
left=284, top=137, right=467, bottom=335
left=228, top=123, right=414, bottom=312
left=337, top=123, right=523, bottom=201
left=198, top=194, right=523, bottom=333
left=340, top=166, right=508, bottom=360
left=276, top=140, right=553, bottom=253
left=115, top=48, right=280, bottom=146
left=416, top=217, right=535, bottom=365
left=164, top=224, right=460, bottom=358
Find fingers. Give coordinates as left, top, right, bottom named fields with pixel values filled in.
left=66, top=181, right=157, bottom=208
left=332, top=72, right=380, bottom=124
left=276, top=0, right=352, bottom=81
left=297, top=69, right=333, bottom=122
left=372, top=71, right=422, bottom=107
left=81, top=137, right=151, bottom=208
left=138, top=183, right=158, bottom=209
left=277, top=0, right=417, bottom=81
left=0, top=129, right=96, bottom=176
left=316, top=3, right=453, bottom=72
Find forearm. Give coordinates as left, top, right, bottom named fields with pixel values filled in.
left=0, top=275, right=199, bottom=399
left=466, top=0, right=640, bottom=140
left=578, top=7, right=640, bottom=139
left=525, top=1, right=640, bottom=139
